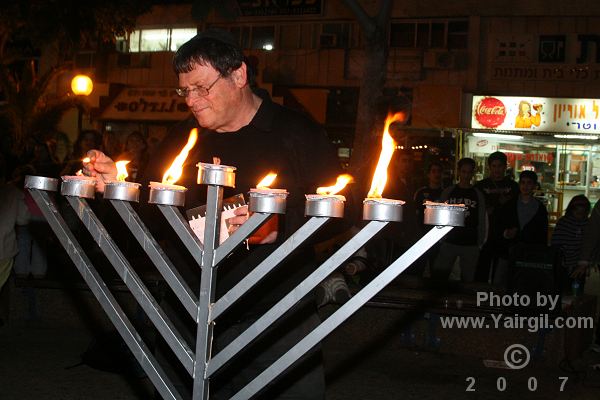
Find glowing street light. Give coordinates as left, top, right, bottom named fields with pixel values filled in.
left=71, top=74, right=94, bottom=135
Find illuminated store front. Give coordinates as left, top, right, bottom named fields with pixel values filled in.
left=463, top=95, right=600, bottom=221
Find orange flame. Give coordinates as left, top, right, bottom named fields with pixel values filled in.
left=82, top=157, right=91, bottom=163
left=115, top=161, right=130, bottom=181
left=257, top=173, right=277, bottom=189
left=75, top=169, right=83, bottom=176
left=367, top=112, right=405, bottom=198
left=162, top=128, right=198, bottom=185
left=316, top=174, right=353, bottom=195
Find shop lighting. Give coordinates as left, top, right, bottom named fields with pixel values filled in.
left=472, top=132, right=523, bottom=140
left=554, top=134, right=599, bottom=140
left=498, top=149, right=524, bottom=154
left=262, top=43, right=274, bottom=51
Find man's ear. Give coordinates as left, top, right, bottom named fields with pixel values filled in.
left=231, top=62, right=248, bottom=88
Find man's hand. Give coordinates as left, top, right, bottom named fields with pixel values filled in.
left=82, top=150, right=117, bottom=192
left=227, top=205, right=278, bottom=244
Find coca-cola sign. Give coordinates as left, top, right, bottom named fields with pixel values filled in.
left=474, top=97, right=507, bottom=128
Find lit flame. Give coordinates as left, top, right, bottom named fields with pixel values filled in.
left=75, top=169, right=83, bottom=176
left=82, top=157, right=90, bottom=163
left=367, top=112, right=405, bottom=198
left=115, top=161, right=130, bottom=181
left=257, top=173, right=277, bottom=189
left=316, top=174, right=353, bottom=195
left=162, top=128, right=198, bottom=185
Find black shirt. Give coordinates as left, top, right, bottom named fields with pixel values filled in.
left=413, top=185, right=443, bottom=229
left=443, top=186, right=480, bottom=246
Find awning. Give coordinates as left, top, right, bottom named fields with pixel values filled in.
left=100, top=87, right=191, bottom=121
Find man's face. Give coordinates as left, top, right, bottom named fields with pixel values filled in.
left=428, top=165, right=442, bottom=186
left=178, top=63, right=240, bottom=132
left=458, top=163, right=474, bottom=185
left=489, top=159, right=506, bottom=181
left=519, top=177, right=536, bottom=196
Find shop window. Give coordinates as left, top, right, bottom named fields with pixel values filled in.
left=390, top=23, right=416, bottom=47
left=116, top=28, right=196, bottom=53
left=390, top=19, right=468, bottom=49
left=140, top=29, right=169, bottom=52
left=447, top=21, right=468, bottom=49
left=171, top=28, right=197, bottom=51
left=320, top=23, right=350, bottom=49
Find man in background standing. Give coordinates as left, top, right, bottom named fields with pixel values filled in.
left=474, top=151, right=519, bottom=283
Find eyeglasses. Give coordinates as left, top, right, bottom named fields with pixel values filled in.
left=175, top=75, right=221, bottom=98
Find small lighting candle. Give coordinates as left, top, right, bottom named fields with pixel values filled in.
left=104, top=161, right=141, bottom=202
left=249, top=173, right=288, bottom=214
left=61, top=175, right=97, bottom=199
left=304, top=174, right=352, bottom=218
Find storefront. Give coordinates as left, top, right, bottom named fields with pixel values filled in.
left=463, top=94, right=600, bottom=221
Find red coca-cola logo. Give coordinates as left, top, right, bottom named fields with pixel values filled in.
left=475, top=97, right=507, bottom=128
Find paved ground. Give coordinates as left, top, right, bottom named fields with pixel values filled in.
left=2, top=275, right=600, bottom=400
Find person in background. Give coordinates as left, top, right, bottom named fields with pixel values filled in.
left=117, top=131, right=149, bottom=181
left=573, top=200, right=600, bottom=352
left=0, top=155, right=30, bottom=326
left=551, top=195, right=591, bottom=292
left=493, top=170, right=548, bottom=286
left=413, top=161, right=444, bottom=277
left=474, top=151, right=519, bottom=283
left=432, top=158, right=486, bottom=283
left=61, top=129, right=102, bottom=176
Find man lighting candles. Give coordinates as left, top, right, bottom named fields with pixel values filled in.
left=83, top=28, right=346, bottom=399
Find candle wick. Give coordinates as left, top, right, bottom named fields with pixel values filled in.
left=212, top=156, right=221, bottom=165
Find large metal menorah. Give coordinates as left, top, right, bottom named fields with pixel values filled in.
left=24, top=164, right=465, bottom=400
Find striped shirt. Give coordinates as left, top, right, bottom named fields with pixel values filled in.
left=551, top=214, right=588, bottom=272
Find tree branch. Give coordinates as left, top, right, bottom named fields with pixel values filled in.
left=342, top=0, right=376, bottom=36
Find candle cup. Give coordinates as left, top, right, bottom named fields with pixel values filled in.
left=423, top=202, right=467, bottom=227
left=249, top=189, right=288, bottom=214
left=305, top=194, right=345, bottom=218
left=148, top=182, right=187, bottom=207
left=362, top=198, right=404, bottom=222
left=197, top=163, right=236, bottom=187
left=24, top=175, right=59, bottom=192
left=104, top=181, right=141, bottom=202
left=60, top=175, right=97, bottom=199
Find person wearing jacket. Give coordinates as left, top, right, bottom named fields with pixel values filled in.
left=493, top=170, right=548, bottom=286
left=432, top=158, right=486, bottom=283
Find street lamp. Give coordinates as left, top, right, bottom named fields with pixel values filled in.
left=71, top=74, right=94, bottom=135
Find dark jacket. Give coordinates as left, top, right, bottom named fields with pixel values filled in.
left=498, top=196, right=548, bottom=256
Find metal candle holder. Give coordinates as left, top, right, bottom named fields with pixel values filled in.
left=148, top=182, right=188, bottom=207
left=104, top=181, right=141, bottom=202
left=305, top=194, right=345, bottom=218
left=60, top=175, right=96, bottom=198
left=197, top=163, right=236, bottom=187
left=249, top=189, right=288, bottom=214
left=25, top=169, right=465, bottom=400
left=362, top=198, right=404, bottom=222
left=424, top=202, right=467, bottom=227
left=24, top=175, right=59, bottom=192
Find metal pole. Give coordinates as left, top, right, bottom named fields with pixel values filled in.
left=29, top=189, right=182, bottom=400
left=192, top=184, right=223, bottom=399
left=65, top=196, right=195, bottom=375
left=231, top=225, right=453, bottom=400
left=207, top=220, right=388, bottom=377
left=158, top=205, right=204, bottom=266
left=213, top=212, right=272, bottom=265
left=110, top=200, right=198, bottom=319
left=212, top=216, right=330, bottom=320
